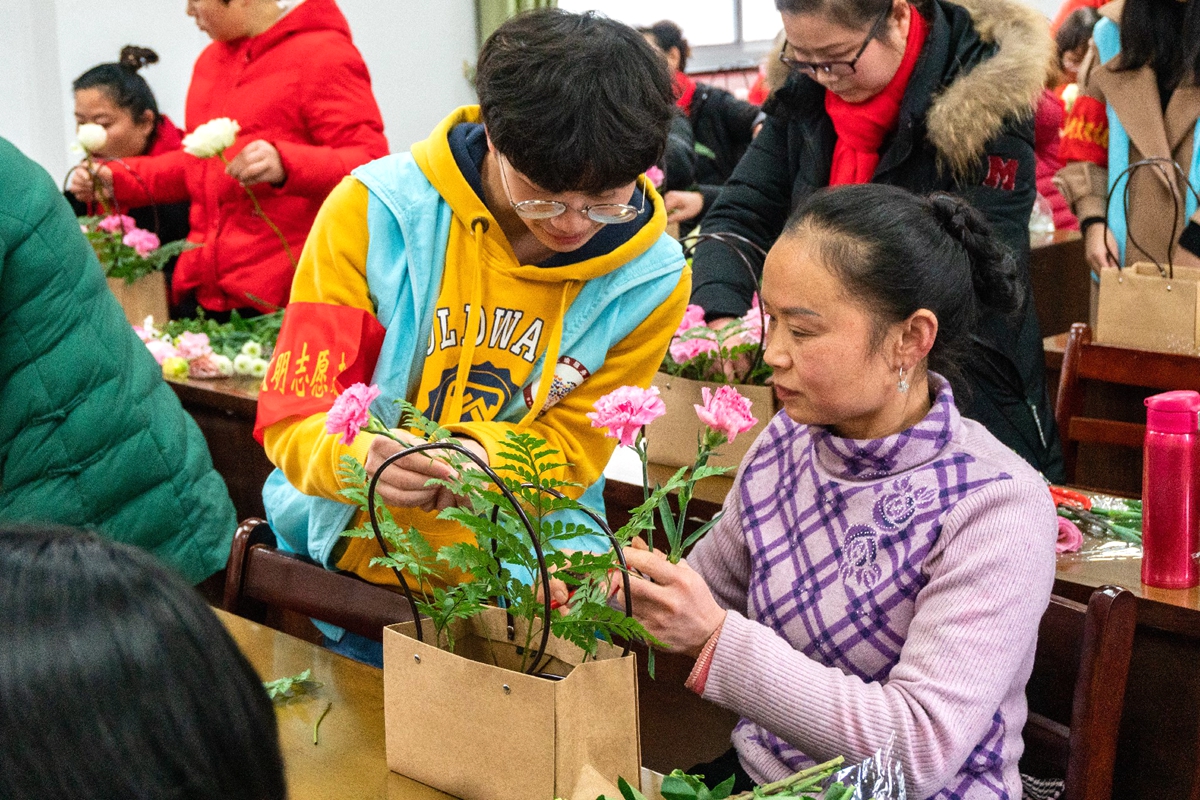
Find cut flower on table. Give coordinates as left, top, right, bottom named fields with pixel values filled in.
left=133, top=313, right=279, bottom=381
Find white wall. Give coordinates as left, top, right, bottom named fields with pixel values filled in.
left=0, top=0, right=478, bottom=181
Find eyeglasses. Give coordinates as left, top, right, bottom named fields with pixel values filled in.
left=778, top=4, right=892, bottom=79
left=497, top=155, right=645, bottom=225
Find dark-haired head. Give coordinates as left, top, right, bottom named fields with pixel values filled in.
left=476, top=9, right=675, bottom=194
left=761, top=184, right=1021, bottom=434
left=73, top=46, right=161, bottom=159
left=640, top=20, right=691, bottom=72
left=1116, top=0, right=1200, bottom=94
left=0, top=525, right=286, bottom=800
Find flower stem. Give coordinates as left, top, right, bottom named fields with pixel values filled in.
left=220, top=153, right=297, bottom=271
left=636, top=433, right=653, bottom=552
left=312, top=701, right=332, bottom=745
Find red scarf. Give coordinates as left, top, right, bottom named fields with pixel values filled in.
left=674, top=71, right=697, bottom=115
left=825, top=6, right=927, bottom=186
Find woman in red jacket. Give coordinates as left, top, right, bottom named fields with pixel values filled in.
left=70, top=0, right=388, bottom=320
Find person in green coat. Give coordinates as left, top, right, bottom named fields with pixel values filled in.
left=0, top=137, right=234, bottom=584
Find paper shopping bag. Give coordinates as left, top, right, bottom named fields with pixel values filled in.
left=645, top=372, right=777, bottom=470
left=107, top=271, right=168, bottom=327
left=383, top=606, right=641, bottom=800
left=1095, top=262, right=1200, bottom=355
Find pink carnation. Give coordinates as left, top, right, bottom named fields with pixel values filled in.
left=669, top=332, right=719, bottom=364
left=695, top=385, right=758, bottom=442
left=645, top=165, right=665, bottom=188
left=325, top=382, right=382, bottom=445
left=174, top=331, right=212, bottom=360
left=673, top=304, right=707, bottom=338
left=187, top=353, right=223, bottom=380
left=97, top=214, right=137, bottom=234
left=1056, top=516, right=1083, bottom=554
left=144, top=338, right=180, bottom=365
left=737, top=295, right=769, bottom=346
left=122, top=228, right=160, bottom=257
left=587, top=385, right=666, bottom=447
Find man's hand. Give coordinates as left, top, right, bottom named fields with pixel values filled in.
left=225, top=140, right=286, bottom=186
left=664, top=190, right=705, bottom=224
left=364, top=431, right=466, bottom=512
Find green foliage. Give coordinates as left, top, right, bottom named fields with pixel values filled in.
left=263, top=669, right=322, bottom=704
left=337, top=405, right=657, bottom=672
left=161, top=308, right=283, bottom=360
left=597, top=757, right=847, bottom=800
left=80, top=215, right=200, bottom=284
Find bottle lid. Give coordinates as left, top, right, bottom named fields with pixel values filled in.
left=1145, top=390, right=1200, bottom=434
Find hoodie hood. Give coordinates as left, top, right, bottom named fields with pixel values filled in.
left=924, top=0, right=1054, bottom=177
left=409, top=106, right=669, bottom=284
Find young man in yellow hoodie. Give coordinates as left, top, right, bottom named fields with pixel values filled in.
left=253, top=9, right=690, bottom=659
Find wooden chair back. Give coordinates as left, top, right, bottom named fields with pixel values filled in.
left=1055, top=322, right=1200, bottom=487
left=1021, top=585, right=1136, bottom=800
left=222, top=518, right=413, bottom=642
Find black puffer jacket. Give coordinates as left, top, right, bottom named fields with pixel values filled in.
left=691, top=0, right=1064, bottom=481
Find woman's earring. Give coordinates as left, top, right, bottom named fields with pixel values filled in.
left=897, top=366, right=910, bottom=394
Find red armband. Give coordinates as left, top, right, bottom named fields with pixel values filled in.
left=1059, top=95, right=1110, bottom=166
left=253, top=302, right=386, bottom=442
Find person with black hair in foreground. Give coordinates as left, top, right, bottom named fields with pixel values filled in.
left=606, top=185, right=1057, bottom=798
left=689, top=0, right=1063, bottom=483
left=255, top=9, right=689, bottom=665
left=0, top=525, right=285, bottom=800
left=68, top=46, right=190, bottom=306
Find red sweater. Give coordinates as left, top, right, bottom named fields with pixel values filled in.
left=107, top=0, right=388, bottom=312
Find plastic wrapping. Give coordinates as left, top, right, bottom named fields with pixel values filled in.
left=829, top=737, right=907, bottom=800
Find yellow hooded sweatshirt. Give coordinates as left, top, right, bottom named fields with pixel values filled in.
left=262, top=107, right=690, bottom=587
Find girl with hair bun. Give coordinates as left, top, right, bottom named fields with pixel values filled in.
left=614, top=183, right=1058, bottom=798
left=70, top=45, right=190, bottom=298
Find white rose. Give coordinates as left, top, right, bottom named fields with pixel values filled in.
left=76, top=123, right=108, bottom=154
left=1061, top=83, right=1080, bottom=114
left=182, top=117, right=241, bottom=159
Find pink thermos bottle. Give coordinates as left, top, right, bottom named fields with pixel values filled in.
left=1142, top=390, right=1200, bottom=589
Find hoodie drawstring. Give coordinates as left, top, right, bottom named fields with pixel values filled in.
left=517, top=282, right=571, bottom=428
left=446, top=217, right=489, bottom=424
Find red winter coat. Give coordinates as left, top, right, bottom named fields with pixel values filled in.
left=107, top=0, right=387, bottom=313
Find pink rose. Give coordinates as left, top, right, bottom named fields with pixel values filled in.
left=97, top=214, right=137, bottom=234
left=1056, top=516, right=1083, bottom=554
left=144, top=338, right=180, bottom=365
left=122, top=228, right=161, bottom=257
left=325, top=382, right=382, bottom=445
left=695, top=385, right=758, bottom=442
left=587, top=385, right=666, bottom=447
left=645, top=165, right=665, bottom=189
left=669, top=331, right=719, bottom=364
left=673, top=304, right=707, bottom=338
left=174, top=331, right=212, bottom=360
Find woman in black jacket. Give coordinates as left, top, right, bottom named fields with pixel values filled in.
left=690, top=0, right=1064, bottom=481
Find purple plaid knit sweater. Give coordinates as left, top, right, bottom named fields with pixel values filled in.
left=689, top=376, right=1057, bottom=799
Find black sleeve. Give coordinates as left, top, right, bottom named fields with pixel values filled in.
left=662, top=113, right=698, bottom=193
left=956, top=117, right=1037, bottom=275
left=690, top=113, right=796, bottom=320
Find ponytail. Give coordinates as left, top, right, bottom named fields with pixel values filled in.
left=782, top=184, right=1024, bottom=398
left=73, top=46, right=162, bottom=134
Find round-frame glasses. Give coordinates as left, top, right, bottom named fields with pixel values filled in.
left=497, top=155, right=645, bottom=225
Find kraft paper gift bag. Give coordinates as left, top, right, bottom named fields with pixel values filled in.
left=1095, top=262, right=1200, bottom=355
left=645, top=372, right=777, bottom=470
left=382, top=606, right=641, bottom=800
left=107, top=271, right=169, bottom=328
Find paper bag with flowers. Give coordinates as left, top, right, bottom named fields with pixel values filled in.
left=648, top=233, right=778, bottom=470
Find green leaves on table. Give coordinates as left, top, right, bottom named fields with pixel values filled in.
left=263, top=669, right=323, bottom=704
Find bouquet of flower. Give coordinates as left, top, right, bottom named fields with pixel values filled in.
left=80, top=213, right=196, bottom=284
left=134, top=311, right=280, bottom=381
left=663, top=298, right=772, bottom=385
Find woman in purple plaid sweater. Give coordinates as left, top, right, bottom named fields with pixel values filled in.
left=621, top=184, right=1058, bottom=799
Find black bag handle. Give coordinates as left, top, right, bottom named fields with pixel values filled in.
left=1103, top=156, right=1200, bottom=279
left=366, top=441, right=635, bottom=675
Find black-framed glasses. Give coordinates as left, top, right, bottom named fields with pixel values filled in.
left=779, top=4, right=892, bottom=78
left=497, top=155, right=645, bottom=225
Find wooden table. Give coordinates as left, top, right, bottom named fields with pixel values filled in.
left=169, top=375, right=272, bottom=521
left=1030, top=230, right=1090, bottom=338
left=216, top=608, right=453, bottom=800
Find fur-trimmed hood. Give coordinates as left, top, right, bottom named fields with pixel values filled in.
left=927, top=0, right=1054, bottom=177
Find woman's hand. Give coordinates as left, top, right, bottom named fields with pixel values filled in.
left=364, top=431, right=479, bottom=513
left=67, top=163, right=113, bottom=203
left=225, top=140, right=286, bottom=186
left=1084, top=222, right=1120, bottom=274
left=614, top=545, right=726, bottom=658
left=664, top=190, right=705, bottom=224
